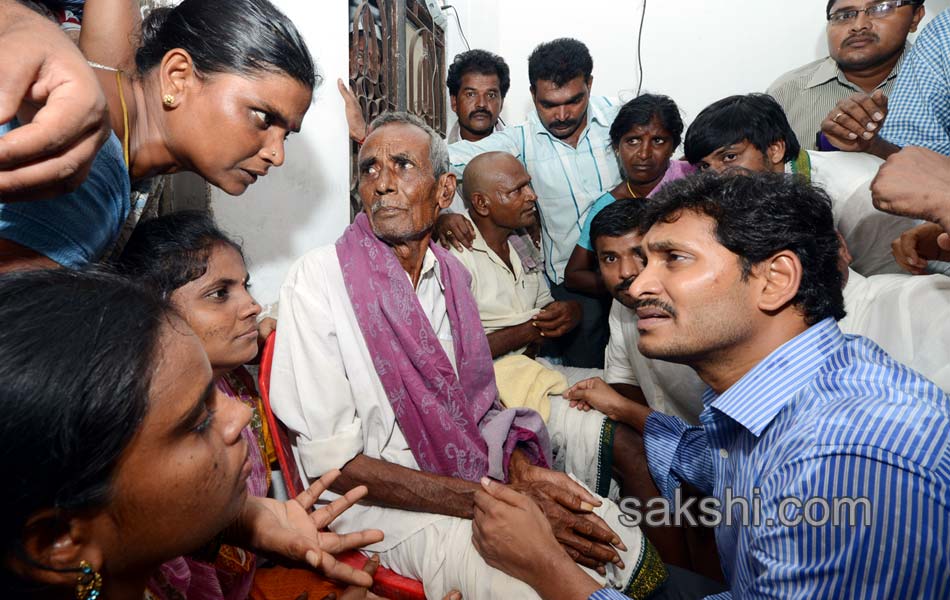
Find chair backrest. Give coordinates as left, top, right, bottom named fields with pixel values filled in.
left=257, top=331, right=304, bottom=497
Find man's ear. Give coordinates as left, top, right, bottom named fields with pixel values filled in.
left=755, top=250, right=802, bottom=313
left=766, top=139, right=787, bottom=168
left=585, top=75, right=594, bottom=94
left=910, top=5, right=926, bottom=32
left=12, top=510, right=105, bottom=589
left=436, top=172, right=457, bottom=209
left=471, top=191, right=492, bottom=218
left=450, top=94, right=458, bottom=115
left=159, top=48, right=198, bottom=108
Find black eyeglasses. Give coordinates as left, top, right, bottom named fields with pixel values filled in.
left=828, top=0, right=920, bottom=24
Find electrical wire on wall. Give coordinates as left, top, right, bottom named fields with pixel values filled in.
left=636, top=0, right=647, bottom=95
left=441, top=5, right=471, bottom=51
left=440, top=4, right=507, bottom=127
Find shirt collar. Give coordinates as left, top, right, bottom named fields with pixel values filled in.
left=806, top=45, right=908, bottom=90
left=704, top=318, right=846, bottom=437
left=463, top=213, right=524, bottom=277
left=447, top=119, right=504, bottom=144
left=414, top=247, right=445, bottom=292
left=465, top=213, right=492, bottom=254
left=806, top=57, right=844, bottom=89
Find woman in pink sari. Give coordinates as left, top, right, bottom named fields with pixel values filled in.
left=563, top=94, right=694, bottom=296
left=114, top=210, right=274, bottom=600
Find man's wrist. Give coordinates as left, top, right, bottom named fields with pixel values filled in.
left=507, top=449, right=532, bottom=482
left=532, top=550, right=602, bottom=600
left=868, top=136, right=898, bottom=160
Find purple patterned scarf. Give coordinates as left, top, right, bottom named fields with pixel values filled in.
left=336, top=213, right=550, bottom=482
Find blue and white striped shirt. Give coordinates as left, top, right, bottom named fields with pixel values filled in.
left=881, top=8, right=950, bottom=154
left=592, top=318, right=950, bottom=600
left=447, top=97, right=622, bottom=284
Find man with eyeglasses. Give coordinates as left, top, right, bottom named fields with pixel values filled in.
left=767, top=0, right=925, bottom=151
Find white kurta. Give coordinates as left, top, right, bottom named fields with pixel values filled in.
left=270, top=245, right=456, bottom=551
left=839, top=269, right=950, bottom=392
left=270, top=243, right=647, bottom=599
left=806, top=150, right=917, bottom=277
left=605, top=269, right=950, bottom=424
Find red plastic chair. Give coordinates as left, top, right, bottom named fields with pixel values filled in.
left=257, top=332, right=426, bottom=600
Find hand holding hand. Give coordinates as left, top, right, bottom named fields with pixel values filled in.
left=507, top=462, right=624, bottom=572
left=472, top=478, right=601, bottom=598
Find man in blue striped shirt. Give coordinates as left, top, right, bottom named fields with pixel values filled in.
left=473, top=172, right=950, bottom=599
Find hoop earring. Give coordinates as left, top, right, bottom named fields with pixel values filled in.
left=75, top=560, right=102, bottom=600
left=162, top=94, right=175, bottom=107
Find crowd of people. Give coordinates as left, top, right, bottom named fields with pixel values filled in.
left=2, top=0, right=950, bottom=599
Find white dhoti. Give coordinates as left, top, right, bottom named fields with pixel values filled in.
left=374, top=382, right=666, bottom=600
left=376, top=480, right=666, bottom=600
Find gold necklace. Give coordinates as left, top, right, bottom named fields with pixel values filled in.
left=626, top=180, right=639, bottom=198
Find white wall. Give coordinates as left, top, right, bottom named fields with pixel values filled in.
left=212, top=0, right=949, bottom=305
left=210, top=0, right=351, bottom=308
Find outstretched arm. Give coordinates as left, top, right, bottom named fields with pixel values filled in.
left=79, top=0, right=142, bottom=71
left=226, top=470, right=385, bottom=587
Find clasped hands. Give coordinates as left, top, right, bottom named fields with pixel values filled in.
left=504, top=451, right=626, bottom=574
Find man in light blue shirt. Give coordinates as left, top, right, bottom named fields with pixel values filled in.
left=471, top=172, right=950, bottom=600
left=446, top=38, right=622, bottom=367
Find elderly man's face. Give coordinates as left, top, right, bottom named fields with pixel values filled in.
left=358, top=122, right=454, bottom=244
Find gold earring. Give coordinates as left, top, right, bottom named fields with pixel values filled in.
left=162, top=94, right=175, bottom=107
left=75, top=560, right=102, bottom=600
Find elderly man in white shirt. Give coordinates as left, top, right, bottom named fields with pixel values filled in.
left=570, top=198, right=950, bottom=429
left=270, top=112, right=670, bottom=600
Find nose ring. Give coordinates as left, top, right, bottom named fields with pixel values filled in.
left=271, top=151, right=277, bottom=157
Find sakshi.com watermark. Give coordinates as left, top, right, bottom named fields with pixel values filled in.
left=616, top=487, right=873, bottom=528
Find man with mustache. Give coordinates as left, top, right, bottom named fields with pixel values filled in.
left=446, top=49, right=509, bottom=145
left=767, top=0, right=924, bottom=151
left=447, top=38, right=624, bottom=368
left=558, top=172, right=950, bottom=599
left=270, top=112, right=666, bottom=600
left=569, top=187, right=950, bottom=433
